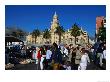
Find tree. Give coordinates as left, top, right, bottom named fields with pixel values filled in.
left=32, top=29, right=40, bottom=44
left=55, top=26, right=65, bottom=44
left=11, top=31, right=18, bottom=37
left=98, top=27, right=106, bottom=42
left=43, top=29, right=51, bottom=44
left=6, top=27, right=27, bottom=40
left=17, top=29, right=25, bottom=38
left=97, top=21, right=106, bottom=42
left=5, top=27, right=12, bottom=36
left=71, top=23, right=81, bottom=44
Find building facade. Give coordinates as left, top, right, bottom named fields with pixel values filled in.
left=95, top=16, right=106, bottom=42
left=96, top=16, right=106, bottom=35
left=26, top=12, right=89, bottom=46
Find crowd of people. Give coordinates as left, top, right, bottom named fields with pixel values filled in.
left=5, top=40, right=106, bottom=70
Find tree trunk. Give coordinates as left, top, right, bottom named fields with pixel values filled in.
left=46, top=39, right=47, bottom=44
left=59, top=34, right=61, bottom=44
left=35, top=36, right=37, bottom=44
left=75, top=37, right=76, bottom=45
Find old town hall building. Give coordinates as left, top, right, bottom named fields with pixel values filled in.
left=26, top=12, right=89, bottom=46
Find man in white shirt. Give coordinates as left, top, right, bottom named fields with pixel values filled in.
left=78, top=49, right=90, bottom=70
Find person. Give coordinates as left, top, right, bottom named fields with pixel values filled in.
left=103, top=45, right=106, bottom=60
left=64, top=46, right=69, bottom=57
left=66, top=61, right=71, bottom=70
left=21, top=47, right=26, bottom=58
left=67, top=47, right=72, bottom=62
left=102, top=45, right=106, bottom=69
left=92, top=40, right=100, bottom=64
left=75, top=47, right=81, bottom=70
left=26, top=47, right=32, bottom=59
left=32, top=47, right=38, bottom=64
left=78, top=48, right=90, bottom=70
left=5, top=47, right=9, bottom=64
left=63, top=46, right=69, bottom=62
left=40, top=47, right=46, bottom=70
left=26, top=46, right=31, bottom=58
left=37, top=47, right=41, bottom=70
left=71, top=47, right=76, bottom=69
left=57, top=46, right=63, bottom=64
left=96, top=43, right=103, bottom=66
left=52, top=43, right=62, bottom=69
left=90, top=46, right=94, bottom=61
left=46, top=46, right=52, bottom=67
left=46, top=47, right=52, bottom=62
left=62, top=61, right=71, bottom=70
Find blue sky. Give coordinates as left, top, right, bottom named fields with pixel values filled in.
left=5, top=5, right=106, bottom=37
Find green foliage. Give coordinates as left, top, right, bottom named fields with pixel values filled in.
left=6, top=27, right=27, bottom=40
left=71, top=23, right=81, bottom=44
left=71, top=24, right=80, bottom=37
left=97, top=21, right=106, bottom=42
left=55, top=26, right=65, bottom=44
left=32, top=29, right=40, bottom=43
left=55, top=26, right=65, bottom=35
left=43, top=29, right=51, bottom=39
left=98, top=27, right=106, bottom=41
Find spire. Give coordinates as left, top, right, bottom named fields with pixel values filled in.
left=52, top=11, right=58, bottom=22
left=54, top=11, right=56, bottom=15
left=50, top=12, right=59, bottom=32
left=54, top=11, right=57, bottom=17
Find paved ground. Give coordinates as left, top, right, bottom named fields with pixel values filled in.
left=6, top=61, right=105, bottom=70
left=87, top=62, right=104, bottom=70
left=7, top=64, right=38, bottom=70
